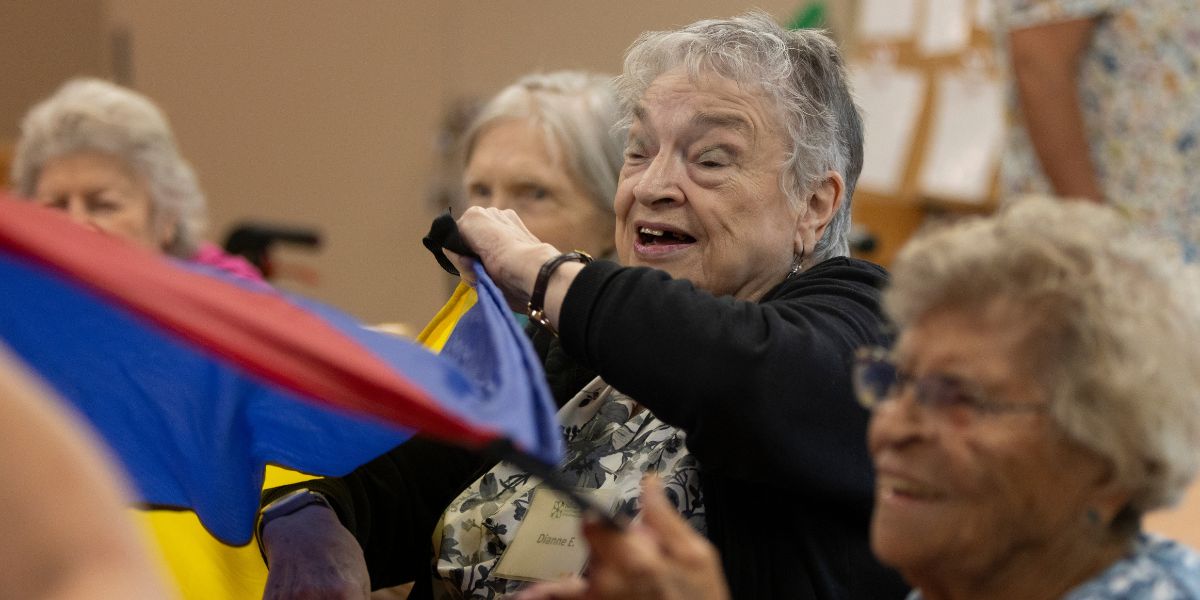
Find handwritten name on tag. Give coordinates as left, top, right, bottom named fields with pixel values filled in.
left=494, top=487, right=615, bottom=582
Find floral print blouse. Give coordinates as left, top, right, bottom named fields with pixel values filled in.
left=906, top=534, right=1200, bottom=599
left=431, top=377, right=705, bottom=599
left=995, top=0, right=1200, bottom=260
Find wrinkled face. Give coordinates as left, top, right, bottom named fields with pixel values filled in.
left=868, top=307, right=1110, bottom=585
left=615, top=68, right=801, bottom=301
left=464, top=118, right=614, bottom=258
left=34, top=151, right=166, bottom=252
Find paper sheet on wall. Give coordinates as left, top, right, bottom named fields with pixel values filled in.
left=851, top=63, right=926, bottom=195
left=975, top=0, right=995, bottom=29
left=919, top=0, right=971, bottom=55
left=918, top=71, right=1004, bottom=203
left=858, top=0, right=918, bottom=40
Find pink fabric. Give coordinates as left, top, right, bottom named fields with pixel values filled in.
left=191, top=242, right=264, bottom=282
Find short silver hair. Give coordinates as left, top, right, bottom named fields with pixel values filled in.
left=615, top=11, right=863, bottom=264
left=887, top=197, right=1200, bottom=520
left=11, top=78, right=207, bottom=258
left=462, top=71, right=623, bottom=217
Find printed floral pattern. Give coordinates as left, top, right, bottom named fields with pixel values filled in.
left=907, top=535, right=1200, bottom=599
left=996, top=0, right=1200, bottom=260
left=431, top=377, right=705, bottom=599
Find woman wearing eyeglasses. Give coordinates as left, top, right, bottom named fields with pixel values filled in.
left=522, top=196, right=1200, bottom=600
left=859, top=196, right=1200, bottom=599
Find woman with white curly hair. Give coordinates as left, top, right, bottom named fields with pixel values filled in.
left=521, top=196, right=1200, bottom=599
left=860, top=196, right=1200, bottom=599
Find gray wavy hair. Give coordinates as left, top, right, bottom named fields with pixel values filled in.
left=887, top=197, right=1200, bottom=523
left=462, top=71, right=623, bottom=216
left=11, top=78, right=207, bottom=258
left=614, top=11, right=863, bottom=265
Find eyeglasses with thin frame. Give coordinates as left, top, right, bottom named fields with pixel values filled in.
left=852, top=346, right=1048, bottom=426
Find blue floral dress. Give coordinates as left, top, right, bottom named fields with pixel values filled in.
left=906, top=535, right=1200, bottom=599
left=995, top=0, right=1200, bottom=260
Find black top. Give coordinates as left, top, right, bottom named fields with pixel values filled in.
left=557, top=257, right=906, bottom=599
left=265, top=256, right=909, bottom=599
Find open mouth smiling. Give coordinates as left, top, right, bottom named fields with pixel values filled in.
left=875, top=473, right=947, bottom=503
left=637, top=225, right=697, bottom=246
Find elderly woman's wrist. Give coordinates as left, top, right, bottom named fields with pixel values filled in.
left=513, top=244, right=561, bottom=296
left=527, top=250, right=591, bottom=336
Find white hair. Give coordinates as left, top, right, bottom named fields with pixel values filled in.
left=887, top=196, right=1200, bottom=523
left=12, top=78, right=207, bottom=257
left=463, top=71, right=623, bottom=216
left=614, top=11, right=863, bottom=264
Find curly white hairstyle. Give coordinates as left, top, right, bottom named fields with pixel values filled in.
left=886, top=196, right=1200, bottom=524
left=11, top=78, right=206, bottom=258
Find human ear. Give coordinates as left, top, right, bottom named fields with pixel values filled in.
left=794, top=171, right=845, bottom=260
left=156, top=217, right=179, bottom=253
left=1083, top=460, right=1135, bottom=529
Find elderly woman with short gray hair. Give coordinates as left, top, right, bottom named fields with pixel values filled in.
left=11, top=78, right=206, bottom=259
left=459, top=70, right=622, bottom=259
left=261, top=13, right=906, bottom=599
left=11, top=78, right=260, bottom=281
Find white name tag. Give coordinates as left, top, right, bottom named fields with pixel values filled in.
left=494, top=487, right=616, bottom=582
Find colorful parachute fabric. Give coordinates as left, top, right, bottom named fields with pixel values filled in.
left=0, top=197, right=563, bottom=547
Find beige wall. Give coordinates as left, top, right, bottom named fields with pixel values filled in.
left=0, top=0, right=108, bottom=194
left=0, top=1, right=107, bottom=144
left=95, top=1, right=813, bottom=325
left=99, top=1, right=449, bottom=325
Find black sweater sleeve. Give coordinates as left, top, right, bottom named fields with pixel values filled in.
left=557, top=257, right=890, bottom=509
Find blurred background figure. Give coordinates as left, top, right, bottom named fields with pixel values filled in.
left=996, top=0, right=1200, bottom=259
left=866, top=197, right=1200, bottom=598
left=12, top=77, right=204, bottom=257
left=426, top=96, right=483, bottom=219
left=10, top=77, right=263, bottom=280
left=0, top=342, right=170, bottom=600
left=457, top=71, right=622, bottom=259
left=7, top=77, right=325, bottom=599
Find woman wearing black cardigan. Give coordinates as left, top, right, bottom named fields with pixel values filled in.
left=262, top=13, right=907, bottom=600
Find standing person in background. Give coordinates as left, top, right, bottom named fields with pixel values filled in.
left=996, top=0, right=1200, bottom=259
